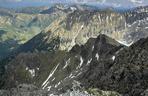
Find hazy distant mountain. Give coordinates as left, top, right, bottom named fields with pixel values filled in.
left=0, top=0, right=148, bottom=8
left=15, top=6, right=50, bottom=14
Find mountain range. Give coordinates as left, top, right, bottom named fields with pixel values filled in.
left=0, top=5, right=68, bottom=59
left=1, top=0, right=148, bottom=8
left=0, top=4, right=148, bottom=96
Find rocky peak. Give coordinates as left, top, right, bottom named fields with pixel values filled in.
left=83, top=35, right=148, bottom=96
left=2, top=33, right=148, bottom=96
left=3, top=34, right=123, bottom=93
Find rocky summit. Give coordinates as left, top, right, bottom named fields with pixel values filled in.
left=1, top=33, right=148, bottom=96
left=0, top=4, right=148, bottom=96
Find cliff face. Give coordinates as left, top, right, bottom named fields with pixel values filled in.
left=19, top=6, right=148, bottom=53
left=37, top=10, right=126, bottom=51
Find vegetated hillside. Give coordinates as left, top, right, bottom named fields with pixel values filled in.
left=3, top=34, right=148, bottom=96
left=0, top=6, right=66, bottom=59
left=2, top=34, right=124, bottom=92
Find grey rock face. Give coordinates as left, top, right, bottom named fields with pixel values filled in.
left=3, top=35, right=124, bottom=94
left=79, top=36, right=148, bottom=96
left=0, top=90, right=10, bottom=96
left=3, top=34, right=148, bottom=96
left=17, top=6, right=148, bottom=54
left=0, top=84, right=47, bottom=96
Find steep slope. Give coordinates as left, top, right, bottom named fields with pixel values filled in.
left=18, top=6, right=148, bottom=54
left=18, top=10, right=126, bottom=53
left=0, top=7, right=66, bottom=59
left=68, top=29, right=148, bottom=96
left=3, top=34, right=123, bottom=93
left=123, top=6, right=148, bottom=43
left=90, top=36, right=148, bottom=96
left=3, top=34, right=148, bottom=96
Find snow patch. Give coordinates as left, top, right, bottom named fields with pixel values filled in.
left=112, top=56, right=116, bottom=61
left=26, top=67, right=35, bottom=77
left=42, top=63, right=60, bottom=89
left=29, top=69, right=35, bottom=77
left=55, top=81, right=61, bottom=88
left=71, top=76, right=75, bottom=78
left=69, top=24, right=84, bottom=51
left=69, top=73, right=73, bottom=78
left=47, top=86, right=52, bottom=91
left=76, top=72, right=82, bottom=76
left=77, top=57, right=84, bottom=69
left=48, top=94, right=55, bottom=96
left=26, top=67, right=28, bottom=70
left=37, top=68, right=39, bottom=70
left=92, top=45, right=94, bottom=51
left=117, top=40, right=133, bottom=47
left=95, top=53, right=99, bottom=60
left=87, top=58, right=92, bottom=65
left=70, top=7, right=77, bottom=11
left=52, top=78, right=55, bottom=82
left=63, top=58, right=71, bottom=69
left=81, top=24, right=84, bottom=29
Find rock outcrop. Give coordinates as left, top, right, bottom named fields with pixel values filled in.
left=3, top=34, right=148, bottom=96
